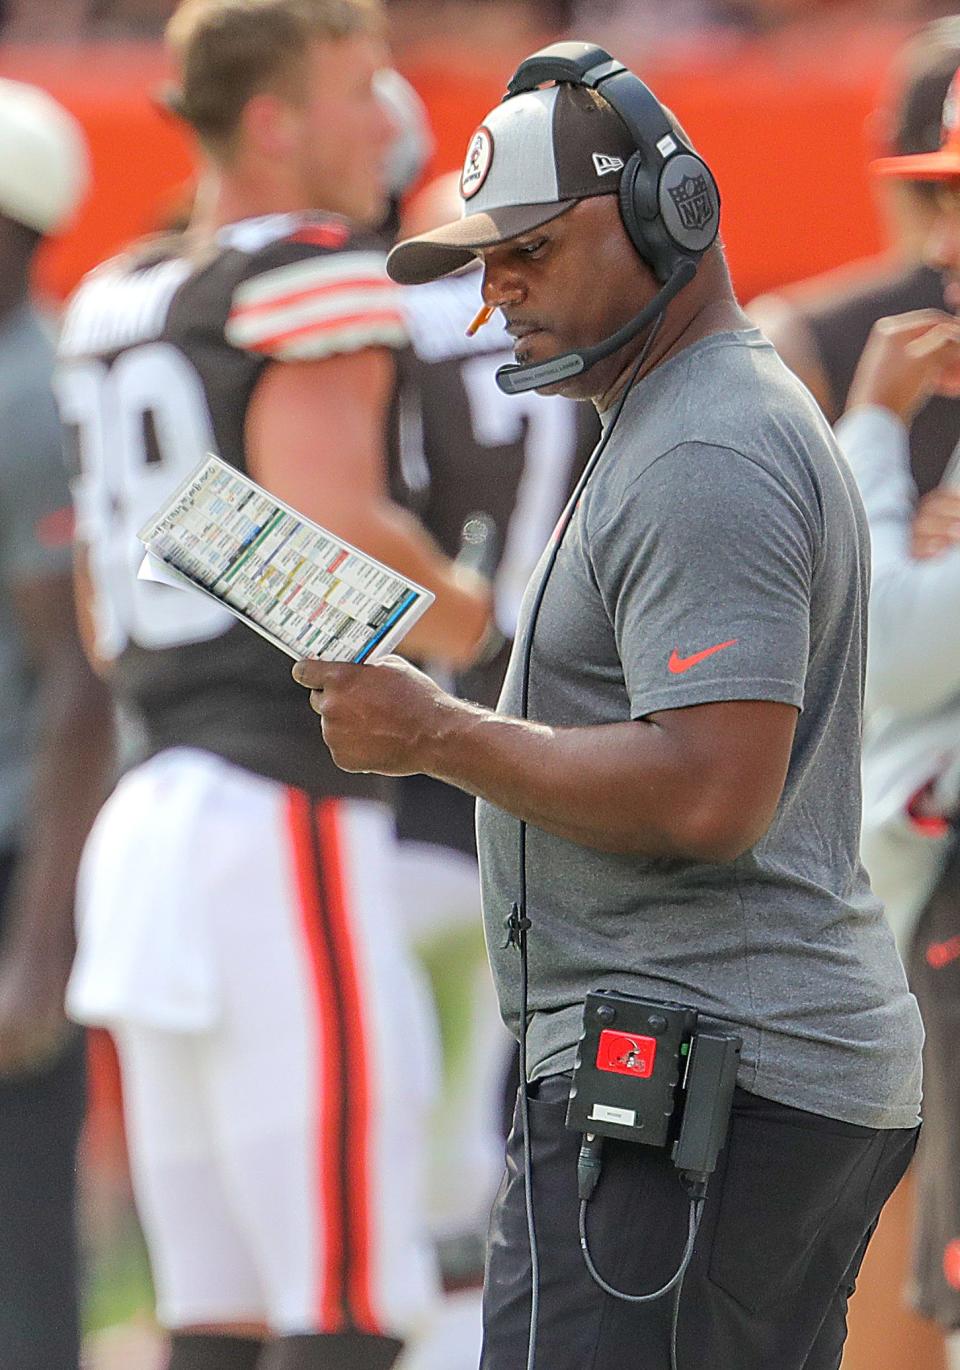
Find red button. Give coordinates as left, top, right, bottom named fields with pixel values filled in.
left=596, top=1030, right=657, bottom=1078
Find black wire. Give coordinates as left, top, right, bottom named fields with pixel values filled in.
left=517, top=916, right=538, bottom=1370
left=669, top=1272, right=684, bottom=1370
left=513, top=311, right=667, bottom=1370
left=514, top=313, right=666, bottom=728
left=579, top=1196, right=704, bottom=1370
left=578, top=1195, right=703, bottom=1303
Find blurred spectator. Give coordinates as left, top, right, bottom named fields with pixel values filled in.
left=0, top=0, right=175, bottom=40
left=749, top=18, right=960, bottom=479
left=749, top=25, right=960, bottom=1365
left=758, top=27, right=960, bottom=1365
left=569, top=0, right=960, bottom=50
left=0, top=0, right=88, bottom=41
left=567, top=0, right=742, bottom=45
left=8, top=0, right=960, bottom=45
left=839, top=70, right=960, bottom=1363
left=747, top=15, right=960, bottom=937
left=726, top=1, right=957, bottom=29
left=85, top=0, right=176, bottom=37
left=837, top=304, right=960, bottom=1366
left=0, top=79, right=114, bottom=1370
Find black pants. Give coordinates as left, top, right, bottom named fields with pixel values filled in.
left=0, top=851, right=85, bottom=1370
left=482, top=1076, right=918, bottom=1370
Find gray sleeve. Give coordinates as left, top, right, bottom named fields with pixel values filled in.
left=585, top=441, right=813, bottom=718
left=0, top=386, right=74, bottom=587
left=836, top=405, right=960, bottom=716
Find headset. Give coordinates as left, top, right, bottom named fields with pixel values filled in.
left=495, top=41, right=721, bottom=395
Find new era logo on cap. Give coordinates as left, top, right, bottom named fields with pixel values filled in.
left=592, top=153, right=625, bottom=176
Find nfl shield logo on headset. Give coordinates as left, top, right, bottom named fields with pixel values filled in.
left=668, top=173, right=715, bottom=232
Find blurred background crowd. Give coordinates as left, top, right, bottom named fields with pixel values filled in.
left=1, top=0, right=960, bottom=45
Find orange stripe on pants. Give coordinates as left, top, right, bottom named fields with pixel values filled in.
left=317, top=799, right=378, bottom=1334
left=286, top=789, right=347, bottom=1331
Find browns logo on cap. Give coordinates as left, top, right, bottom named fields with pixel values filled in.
left=387, top=82, right=638, bottom=286
left=461, top=126, right=494, bottom=200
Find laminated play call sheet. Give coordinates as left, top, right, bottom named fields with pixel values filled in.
left=138, top=454, right=434, bottom=662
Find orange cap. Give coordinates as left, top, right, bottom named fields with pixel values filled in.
left=873, top=67, right=960, bottom=180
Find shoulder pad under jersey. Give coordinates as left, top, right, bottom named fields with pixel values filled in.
left=226, top=218, right=407, bottom=362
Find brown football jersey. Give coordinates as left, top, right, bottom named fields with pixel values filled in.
left=56, top=213, right=406, bottom=798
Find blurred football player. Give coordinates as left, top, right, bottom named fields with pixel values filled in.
left=54, top=3, right=490, bottom=1369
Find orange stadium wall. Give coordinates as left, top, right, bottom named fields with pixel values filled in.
left=0, top=30, right=943, bottom=1370
left=0, top=28, right=909, bottom=304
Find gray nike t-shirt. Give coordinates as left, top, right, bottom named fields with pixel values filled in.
left=476, top=328, right=923, bottom=1129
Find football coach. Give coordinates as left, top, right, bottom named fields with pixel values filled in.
left=293, top=42, right=923, bottom=1370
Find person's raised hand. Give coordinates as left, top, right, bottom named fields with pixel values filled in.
left=910, top=486, right=960, bottom=560
left=846, top=310, right=960, bottom=424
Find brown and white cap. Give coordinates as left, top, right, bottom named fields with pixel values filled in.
left=387, top=83, right=638, bottom=285
left=873, top=65, right=960, bottom=180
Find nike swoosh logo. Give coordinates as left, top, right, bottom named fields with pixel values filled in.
left=926, top=935, right=960, bottom=970
left=668, top=639, right=738, bottom=675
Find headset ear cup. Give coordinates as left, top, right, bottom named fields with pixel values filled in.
left=657, top=154, right=720, bottom=257
left=618, top=153, right=678, bottom=283
left=617, top=153, right=648, bottom=260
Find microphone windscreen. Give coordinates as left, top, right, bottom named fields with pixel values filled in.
left=456, top=512, right=500, bottom=582
left=497, top=351, right=587, bottom=395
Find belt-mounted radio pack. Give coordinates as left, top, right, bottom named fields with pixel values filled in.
left=567, top=990, right=741, bottom=1198
left=562, top=991, right=741, bottom=1357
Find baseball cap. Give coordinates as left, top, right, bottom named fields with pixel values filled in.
left=873, top=65, right=960, bottom=180
left=0, top=80, right=90, bottom=234
left=386, top=82, right=637, bottom=285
